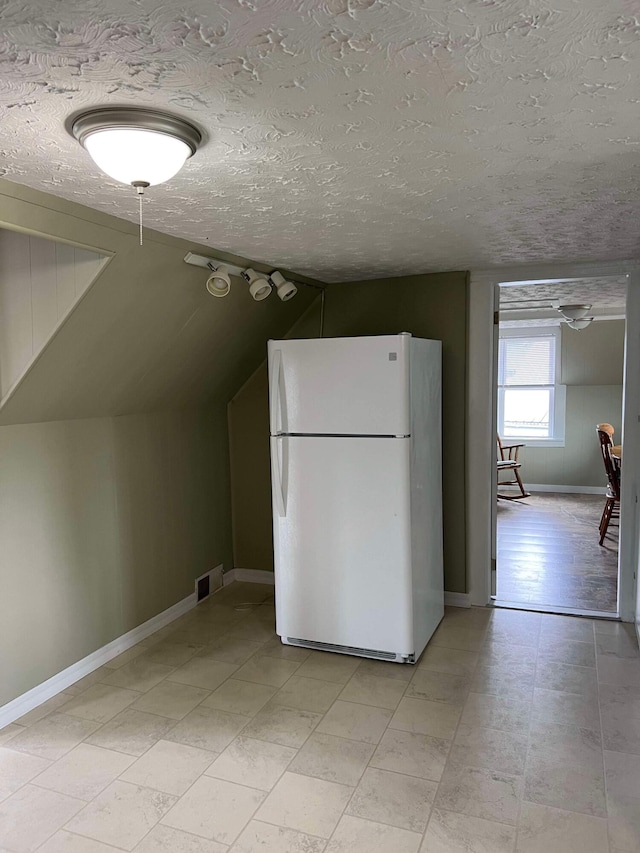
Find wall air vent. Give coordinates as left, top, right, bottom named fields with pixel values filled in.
left=197, top=575, right=209, bottom=601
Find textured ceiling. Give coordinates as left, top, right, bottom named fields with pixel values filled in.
left=1, top=1, right=640, bottom=282
left=500, top=276, right=627, bottom=309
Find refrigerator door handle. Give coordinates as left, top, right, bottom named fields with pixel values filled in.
left=271, top=436, right=287, bottom=517
left=269, top=348, right=286, bottom=434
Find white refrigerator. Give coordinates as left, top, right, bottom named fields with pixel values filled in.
left=268, top=333, right=443, bottom=663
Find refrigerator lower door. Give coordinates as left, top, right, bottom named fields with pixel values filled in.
left=271, top=435, right=414, bottom=659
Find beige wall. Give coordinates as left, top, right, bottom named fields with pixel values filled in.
left=229, top=273, right=468, bottom=594
left=561, top=319, right=624, bottom=385
left=515, top=321, right=625, bottom=488
left=0, top=407, right=231, bottom=706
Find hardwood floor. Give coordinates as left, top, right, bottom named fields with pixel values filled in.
left=496, top=493, right=618, bottom=613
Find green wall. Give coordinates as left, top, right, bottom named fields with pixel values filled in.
left=323, top=273, right=468, bottom=593
left=0, top=179, right=319, bottom=708
left=229, top=272, right=469, bottom=594
left=228, top=297, right=325, bottom=572
left=229, top=366, right=273, bottom=573
left=515, top=321, right=625, bottom=488
left=0, top=407, right=231, bottom=705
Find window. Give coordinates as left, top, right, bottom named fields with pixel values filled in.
left=498, top=327, right=565, bottom=446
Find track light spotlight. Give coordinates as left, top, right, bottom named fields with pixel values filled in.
left=243, top=268, right=272, bottom=301
left=184, top=252, right=243, bottom=297
left=270, top=270, right=298, bottom=302
left=205, top=263, right=231, bottom=298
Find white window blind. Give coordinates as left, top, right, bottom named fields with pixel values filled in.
left=498, top=336, right=555, bottom=387
left=497, top=326, right=565, bottom=446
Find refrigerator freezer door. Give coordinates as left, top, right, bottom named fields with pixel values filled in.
left=272, top=435, right=414, bottom=656
left=268, top=335, right=411, bottom=437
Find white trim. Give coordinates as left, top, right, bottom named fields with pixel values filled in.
left=497, top=323, right=565, bottom=447
left=0, top=591, right=197, bottom=730
left=526, top=484, right=606, bottom=495
left=224, top=568, right=275, bottom=586
left=468, top=260, right=640, bottom=623
left=444, top=592, right=471, bottom=608
left=492, top=600, right=619, bottom=620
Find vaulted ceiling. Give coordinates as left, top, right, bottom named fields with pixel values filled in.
left=1, top=1, right=639, bottom=282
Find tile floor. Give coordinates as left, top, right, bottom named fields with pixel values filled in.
left=1, top=582, right=639, bottom=852
left=497, top=493, right=618, bottom=612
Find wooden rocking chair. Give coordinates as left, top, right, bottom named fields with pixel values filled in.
left=497, top=435, right=530, bottom=500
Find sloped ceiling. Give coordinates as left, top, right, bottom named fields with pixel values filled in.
left=0, top=179, right=318, bottom=425
left=1, top=1, right=640, bottom=282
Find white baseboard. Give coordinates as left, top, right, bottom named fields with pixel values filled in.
left=527, top=484, right=606, bottom=495
left=444, top=592, right=471, bottom=608
left=0, top=591, right=198, bottom=730
left=224, top=568, right=275, bottom=586
left=226, top=571, right=468, bottom=610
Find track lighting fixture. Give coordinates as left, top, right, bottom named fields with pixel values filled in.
left=242, top=269, right=272, bottom=301
left=183, top=253, right=306, bottom=304
left=270, top=271, right=298, bottom=302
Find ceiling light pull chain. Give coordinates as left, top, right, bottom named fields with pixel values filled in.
left=132, top=181, right=149, bottom=246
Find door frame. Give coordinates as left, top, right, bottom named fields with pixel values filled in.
left=468, top=260, right=640, bottom=623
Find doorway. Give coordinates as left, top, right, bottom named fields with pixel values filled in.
left=493, top=277, right=625, bottom=614
left=467, top=260, right=640, bottom=627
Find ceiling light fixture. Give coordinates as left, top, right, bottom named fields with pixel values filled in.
left=557, top=304, right=592, bottom=321
left=564, top=317, right=594, bottom=331
left=557, top=304, right=594, bottom=331
left=71, top=107, right=202, bottom=245
left=270, top=271, right=298, bottom=302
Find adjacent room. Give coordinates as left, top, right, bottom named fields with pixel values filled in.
left=495, top=277, right=626, bottom=614
left=0, top=3, right=639, bottom=853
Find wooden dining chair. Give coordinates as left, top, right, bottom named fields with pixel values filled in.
left=596, top=426, right=620, bottom=545
left=598, top=422, right=622, bottom=460
left=497, top=435, right=530, bottom=499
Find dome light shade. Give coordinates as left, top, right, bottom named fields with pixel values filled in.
left=558, top=304, right=592, bottom=321
left=71, top=108, right=201, bottom=187
left=84, top=129, right=191, bottom=186
left=565, top=317, right=593, bottom=331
